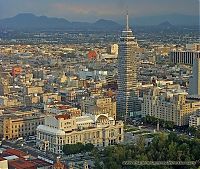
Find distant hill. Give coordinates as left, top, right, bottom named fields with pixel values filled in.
left=158, top=21, right=174, bottom=29
left=0, top=13, right=70, bottom=30
left=132, top=14, right=199, bottom=26
left=0, top=13, right=122, bottom=31
left=93, top=19, right=121, bottom=29
left=158, top=21, right=173, bottom=27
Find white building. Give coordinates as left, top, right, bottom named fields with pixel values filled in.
left=36, top=113, right=124, bottom=154
left=107, top=44, right=118, bottom=55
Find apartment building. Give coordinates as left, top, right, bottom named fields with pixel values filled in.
left=141, top=87, right=200, bottom=126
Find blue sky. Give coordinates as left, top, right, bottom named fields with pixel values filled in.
left=0, top=0, right=199, bottom=22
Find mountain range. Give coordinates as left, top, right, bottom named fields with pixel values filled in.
left=131, top=14, right=199, bottom=26
left=0, top=13, right=198, bottom=31
left=0, top=13, right=121, bottom=31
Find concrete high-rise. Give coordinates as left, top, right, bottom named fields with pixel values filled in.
left=170, top=51, right=200, bottom=65
left=189, top=55, right=200, bottom=95
left=117, top=13, right=140, bottom=119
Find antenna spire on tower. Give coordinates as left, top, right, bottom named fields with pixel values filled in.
left=126, top=10, right=129, bottom=31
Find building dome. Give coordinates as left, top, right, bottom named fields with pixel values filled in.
left=87, top=50, right=97, bottom=59
left=53, top=157, right=67, bottom=169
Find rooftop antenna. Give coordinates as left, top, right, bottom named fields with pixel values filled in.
left=126, top=9, right=129, bottom=31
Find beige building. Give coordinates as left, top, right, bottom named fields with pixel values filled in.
left=0, top=158, right=8, bottom=169
left=24, top=95, right=40, bottom=106
left=142, top=88, right=200, bottom=126
left=0, top=96, right=21, bottom=107
left=107, top=44, right=118, bottom=55
left=42, top=93, right=61, bottom=103
left=24, top=86, right=43, bottom=95
left=0, top=111, right=45, bottom=139
left=36, top=113, right=124, bottom=154
left=186, top=43, right=200, bottom=51
left=81, top=96, right=116, bottom=119
left=44, top=102, right=82, bottom=117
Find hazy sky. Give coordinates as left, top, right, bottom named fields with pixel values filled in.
left=0, top=0, right=199, bottom=21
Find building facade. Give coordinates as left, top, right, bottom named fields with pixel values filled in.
left=186, top=43, right=200, bottom=51
left=0, top=111, right=44, bottom=139
left=189, top=109, right=200, bottom=127
left=107, top=44, right=118, bottom=55
left=117, top=13, right=140, bottom=119
left=170, top=51, right=200, bottom=65
left=81, top=96, right=116, bottom=119
left=36, top=113, right=124, bottom=154
left=141, top=88, right=200, bottom=126
left=189, top=56, right=200, bottom=95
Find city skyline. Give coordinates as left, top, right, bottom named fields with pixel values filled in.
left=0, top=0, right=199, bottom=22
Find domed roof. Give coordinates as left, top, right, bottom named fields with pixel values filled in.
left=53, top=157, right=67, bottom=169
left=88, top=50, right=97, bottom=59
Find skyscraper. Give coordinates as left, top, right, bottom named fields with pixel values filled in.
left=117, top=13, right=140, bottom=120
left=189, top=55, right=200, bottom=95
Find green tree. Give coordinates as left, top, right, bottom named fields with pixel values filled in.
left=168, top=142, right=177, bottom=160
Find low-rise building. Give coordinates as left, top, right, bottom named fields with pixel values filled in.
left=24, top=86, right=43, bottom=95
left=44, top=102, right=81, bottom=117
left=0, top=96, right=21, bottom=107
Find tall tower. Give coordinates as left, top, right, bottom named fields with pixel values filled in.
left=189, top=55, right=200, bottom=95
left=117, top=12, right=139, bottom=120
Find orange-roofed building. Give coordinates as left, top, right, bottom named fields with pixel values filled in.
left=55, top=114, right=71, bottom=120
left=53, top=158, right=67, bottom=169
left=87, top=50, right=97, bottom=60
left=8, top=158, right=35, bottom=169
left=31, top=159, right=53, bottom=168
left=11, top=66, right=22, bottom=77
left=3, top=149, right=29, bottom=159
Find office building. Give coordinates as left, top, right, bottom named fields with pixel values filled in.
left=189, top=56, right=200, bottom=95
left=117, top=13, right=140, bottom=119
left=170, top=51, right=200, bottom=65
